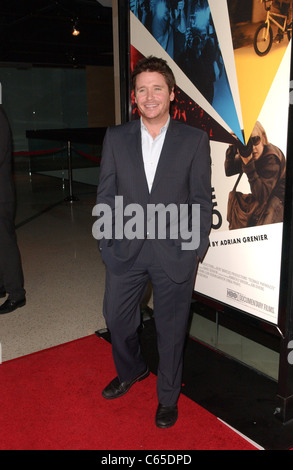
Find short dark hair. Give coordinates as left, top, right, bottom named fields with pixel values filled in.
left=131, top=56, right=176, bottom=94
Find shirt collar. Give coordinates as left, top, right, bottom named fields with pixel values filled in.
left=140, top=116, right=170, bottom=136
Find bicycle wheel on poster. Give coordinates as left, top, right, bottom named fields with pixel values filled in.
left=254, top=23, right=273, bottom=56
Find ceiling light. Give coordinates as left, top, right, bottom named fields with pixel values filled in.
left=72, top=20, right=80, bottom=36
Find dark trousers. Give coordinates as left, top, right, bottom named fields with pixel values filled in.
left=0, top=202, right=25, bottom=300
left=103, top=240, right=196, bottom=406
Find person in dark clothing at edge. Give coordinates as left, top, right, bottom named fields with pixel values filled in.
left=0, top=107, right=26, bottom=314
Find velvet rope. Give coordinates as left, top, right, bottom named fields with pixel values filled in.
left=13, top=146, right=101, bottom=164
left=13, top=147, right=65, bottom=157
left=72, top=147, right=101, bottom=163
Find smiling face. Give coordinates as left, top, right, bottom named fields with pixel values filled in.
left=134, top=71, right=175, bottom=128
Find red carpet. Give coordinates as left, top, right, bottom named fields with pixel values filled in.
left=0, top=335, right=258, bottom=450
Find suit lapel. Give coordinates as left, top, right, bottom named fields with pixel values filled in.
left=125, top=119, right=150, bottom=197
left=150, top=119, right=180, bottom=195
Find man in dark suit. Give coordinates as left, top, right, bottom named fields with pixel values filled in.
left=0, top=107, right=26, bottom=314
left=95, top=56, right=211, bottom=428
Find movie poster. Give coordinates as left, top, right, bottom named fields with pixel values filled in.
left=129, top=0, right=291, bottom=324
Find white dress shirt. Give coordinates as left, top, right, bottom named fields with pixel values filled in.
left=141, top=116, right=170, bottom=192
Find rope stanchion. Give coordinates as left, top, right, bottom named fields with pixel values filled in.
left=13, top=146, right=67, bottom=181
left=13, top=143, right=101, bottom=203
left=64, top=141, right=79, bottom=203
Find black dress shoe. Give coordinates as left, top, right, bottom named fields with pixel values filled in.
left=0, top=290, right=6, bottom=298
left=0, top=297, right=26, bottom=314
left=155, top=404, right=178, bottom=428
left=102, top=367, right=150, bottom=399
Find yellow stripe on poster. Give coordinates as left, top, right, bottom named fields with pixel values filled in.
left=234, top=41, right=289, bottom=142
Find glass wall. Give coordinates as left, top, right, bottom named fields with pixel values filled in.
left=0, top=65, right=111, bottom=186
left=0, top=66, right=88, bottom=151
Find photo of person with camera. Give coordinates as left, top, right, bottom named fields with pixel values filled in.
left=225, top=121, right=286, bottom=230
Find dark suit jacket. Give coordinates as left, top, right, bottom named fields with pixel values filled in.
left=96, top=118, right=212, bottom=283
left=0, top=107, right=15, bottom=205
